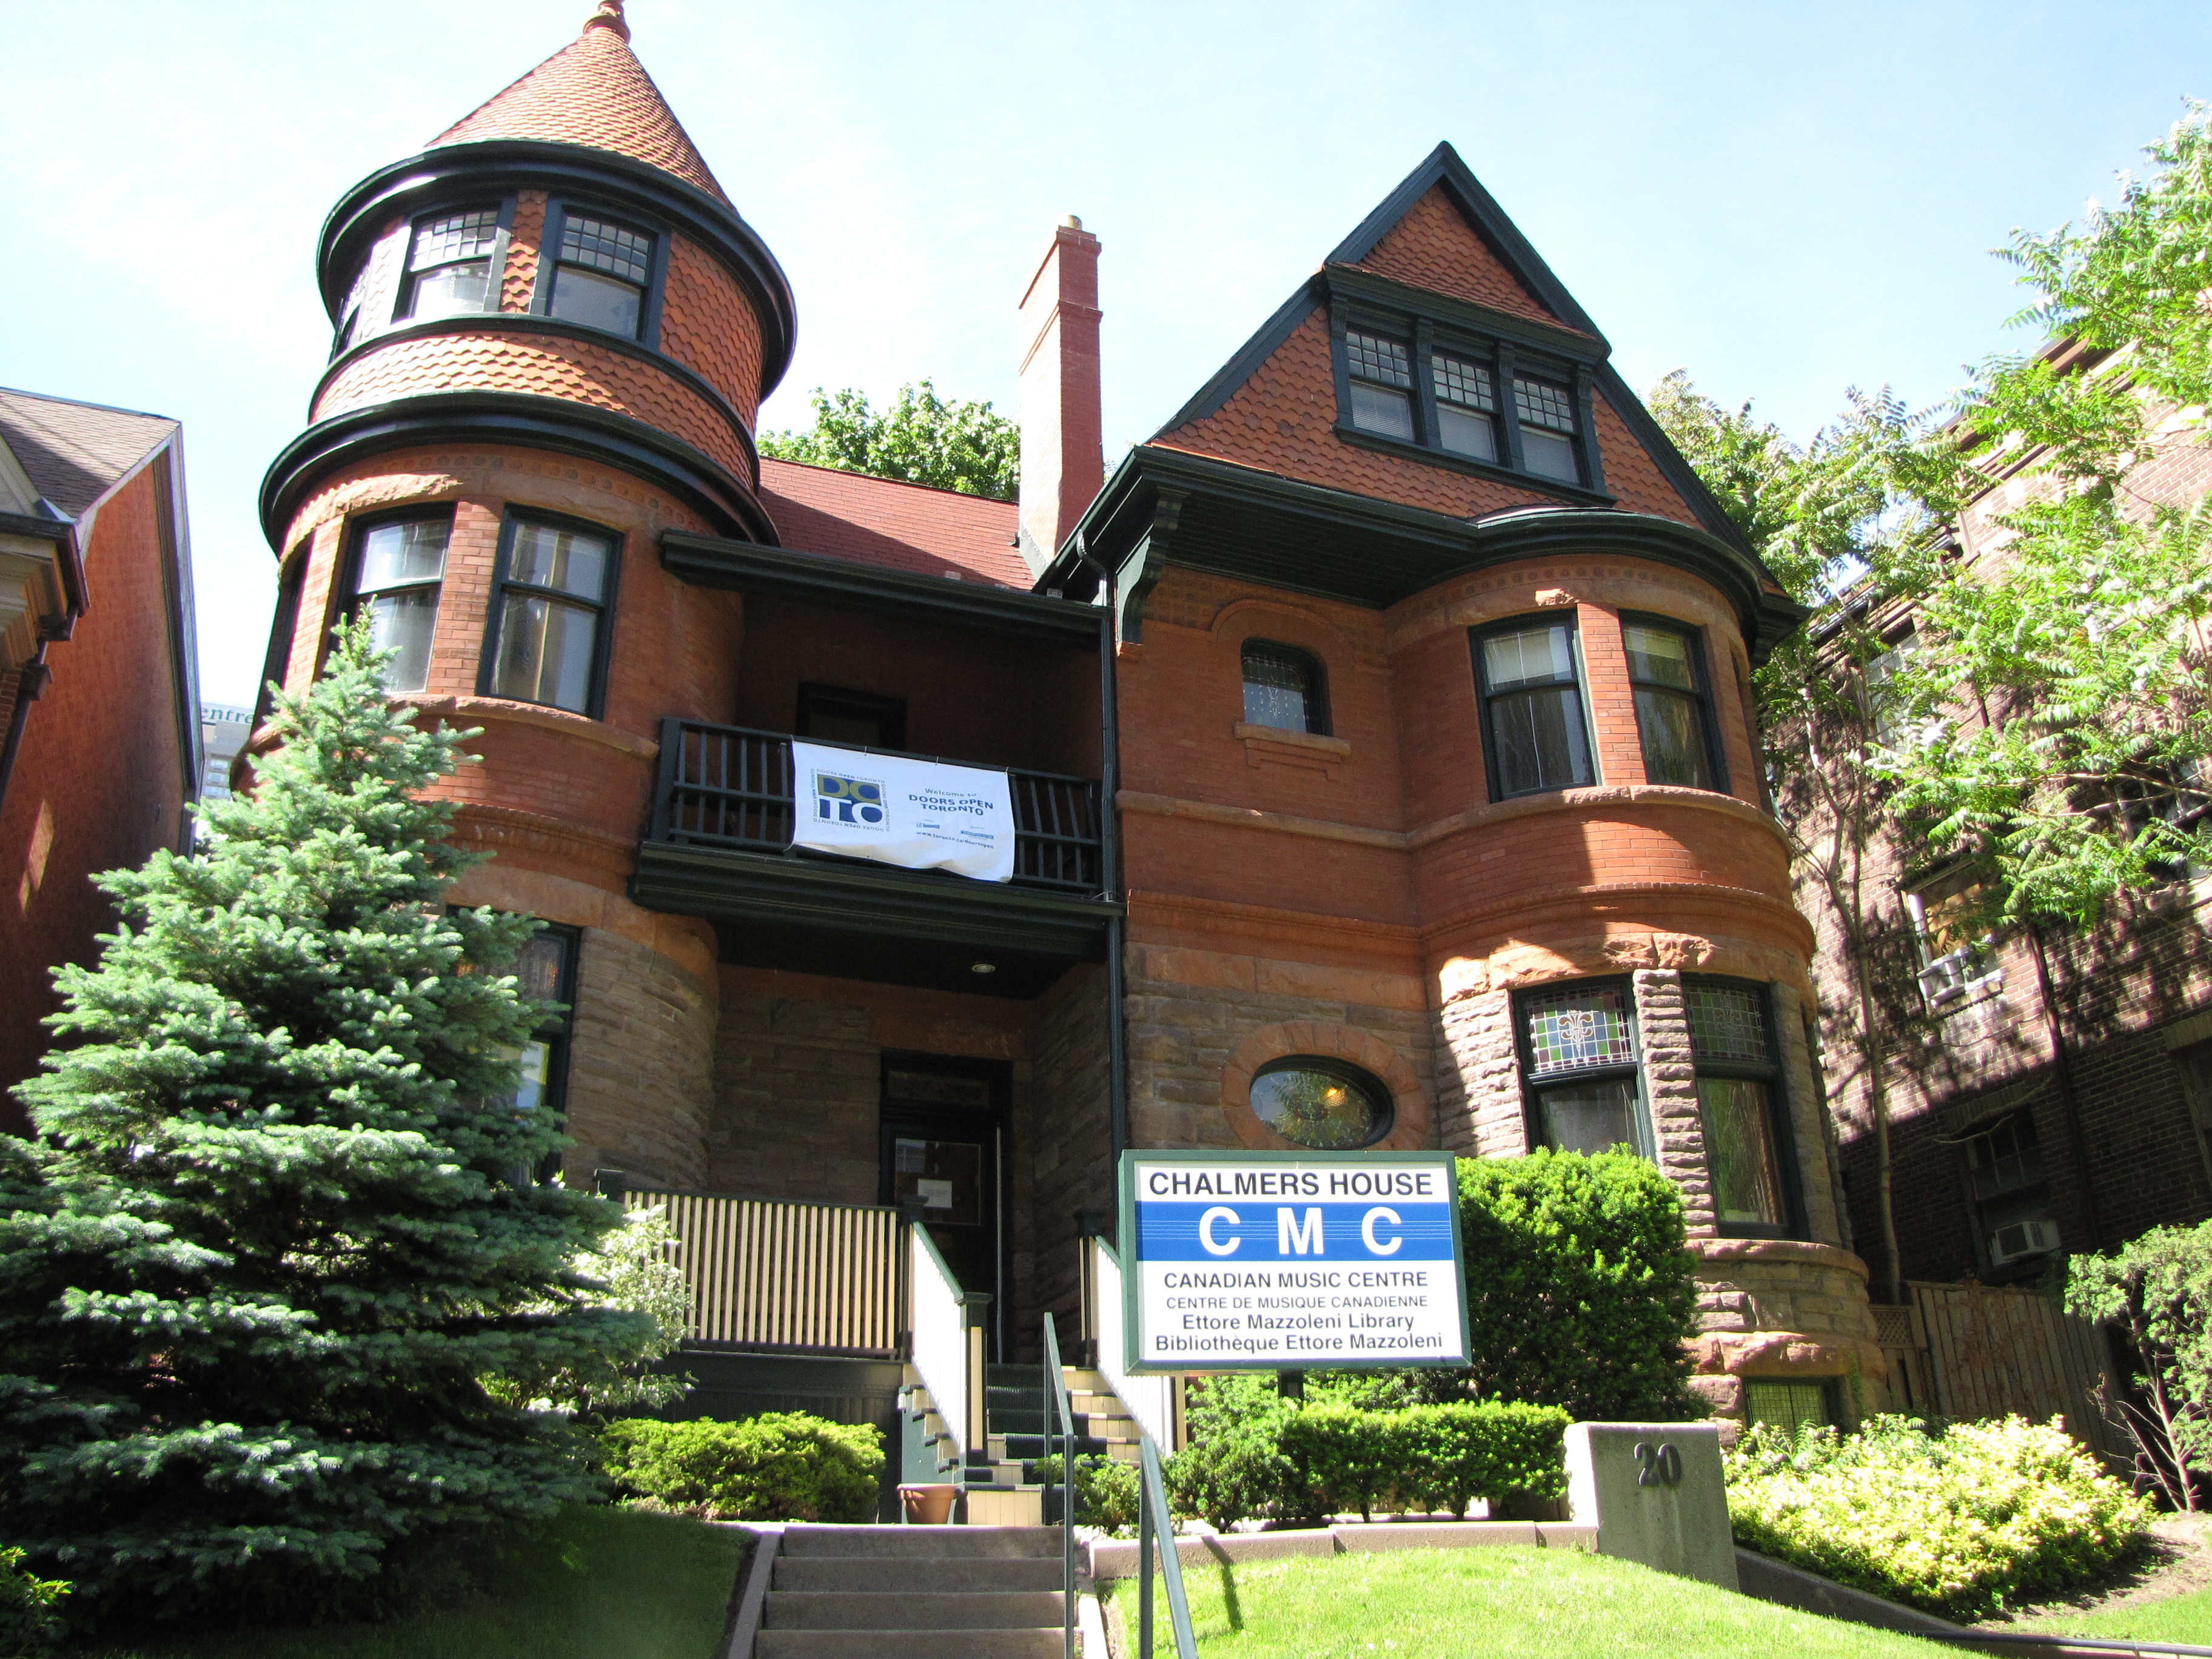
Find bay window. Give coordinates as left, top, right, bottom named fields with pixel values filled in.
left=1517, top=980, right=1649, bottom=1156
left=400, top=206, right=504, bottom=320
left=1623, top=614, right=1723, bottom=790
left=480, top=512, right=618, bottom=717
left=348, top=512, right=451, bottom=694
left=543, top=207, right=659, bottom=341
left=1473, top=616, right=1596, bottom=799
left=1685, top=978, right=1801, bottom=1237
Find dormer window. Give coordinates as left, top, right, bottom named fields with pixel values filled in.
left=548, top=211, right=657, bottom=340
left=1330, top=300, right=1603, bottom=494
left=1513, top=376, right=1580, bottom=483
left=1344, top=330, right=1416, bottom=441
left=401, top=206, right=503, bottom=320
left=1432, top=353, right=1498, bottom=461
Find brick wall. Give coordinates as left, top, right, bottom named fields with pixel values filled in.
left=564, top=924, right=716, bottom=1187
left=1019, top=965, right=1113, bottom=1358
left=0, top=462, right=189, bottom=1127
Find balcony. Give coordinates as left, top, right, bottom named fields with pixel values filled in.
left=632, top=720, right=1121, bottom=996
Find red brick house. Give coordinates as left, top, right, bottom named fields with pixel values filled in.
left=249, top=0, right=1882, bottom=1471
left=0, top=389, right=199, bottom=1131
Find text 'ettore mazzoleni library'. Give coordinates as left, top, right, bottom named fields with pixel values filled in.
left=246, top=0, right=1877, bottom=1511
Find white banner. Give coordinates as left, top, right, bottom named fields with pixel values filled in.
left=790, top=740, right=1015, bottom=883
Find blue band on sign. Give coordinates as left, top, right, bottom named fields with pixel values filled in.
left=1134, top=1199, right=1456, bottom=1263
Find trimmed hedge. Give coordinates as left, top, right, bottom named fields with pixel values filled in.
left=1034, top=1453, right=1142, bottom=1535
left=1167, top=1397, right=1569, bottom=1529
left=600, top=1413, right=883, bottom=1523
left=1725, top=1415, right=2152, bottom=1620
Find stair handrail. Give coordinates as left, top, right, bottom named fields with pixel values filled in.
left=1136, top=1429, right=1196, bottom=1659
left=907, top=1223, right=974, bottom=1473
left=1041, top=1314, right=1077, bottom=1659
left=1085, top=1235, right=1178, bottom=1450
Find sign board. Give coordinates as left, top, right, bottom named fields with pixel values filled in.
left=1118, top=1150, right=1469, bottom=1373
left=790, top=740, right=1015, bottom=883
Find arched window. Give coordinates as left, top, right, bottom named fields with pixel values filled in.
left=1250, top=1056, right=1392, bottom=1150
left=1241, top=640, right=1329, bottom=736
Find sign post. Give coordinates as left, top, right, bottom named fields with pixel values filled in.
left=1118, top=1150, right=1469, bottom=1373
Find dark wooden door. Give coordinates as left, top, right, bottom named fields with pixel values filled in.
left=879, top=1054, right=1007, bottom=1356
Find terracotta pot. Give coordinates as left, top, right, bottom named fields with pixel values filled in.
left=899, top=1483, right=959, bottom=1526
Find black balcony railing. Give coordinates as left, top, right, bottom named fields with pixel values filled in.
left=650, top=719, right=1104, bottom=894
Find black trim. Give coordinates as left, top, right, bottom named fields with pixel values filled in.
left=1155, top=289, right=1321, bottom=437
left=1045, top=446, right=1806, bottom=665
left=1512, top=976, right=1651, bottom=1159
left=662, top=531, right=1104, bottom=646
left=1240, top=639, right=1330, bottom=737
left=1333, top=421, right=1615, bottom=506
left=250, top=546, right=307, bottom=737
left=797, top=683, right=909, bottom=751
left=1250, top=1055, right=1394, bottom=1150
left=338, top=504, right=457, bottom=692
left=312, top=313, right=760, bottom=481
left=261, top=392, right=774, bottom=548
left=391, top=197, right=513, bottom=327
left=318, top=140, right=796, bottom=400
left=531, top=197, right=669, bottom=349
left=1683, top=974, right=1808, bottom=1241
left=477, top=507, right=624, bottom=720
left=1327, top=266, right=1605, bottom=370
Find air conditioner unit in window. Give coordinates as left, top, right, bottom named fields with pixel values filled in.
left=1988, top=1217, right=2059, bottom=1264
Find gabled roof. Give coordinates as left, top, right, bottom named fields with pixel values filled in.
left=1148, top=142, right=1752, bottom=555
left=0, top=387, right=178, bottom=520
left=759, top=459, right=1026, bottom=589
left=429, top=1, right=729, bottom=205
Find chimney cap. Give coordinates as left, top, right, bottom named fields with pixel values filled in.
left=1061, top=213, right=1083, bottom=230
left=583, top=0, right=629, bottom=40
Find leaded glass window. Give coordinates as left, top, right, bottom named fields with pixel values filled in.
left=1251, top=1057, right=1392, bottom=1150
left=403, top=206, right=500, bottom=320
left=1520, top=981, right=1647, bottom=1156
left=483, top=515, right=618, bottom=716
left=549, top=212, right=655, bottom=338
left=1512, top=376, right=1580, bottom=482
left=1623, top=617, right=1719, bottom=790
left=1684, top=979, right=1797, bottom=1236
left=1475, top=618, right=1595, bottom=798
left=1344, top=329, right=1415, bottom=440
left=350, top=515, right=450, bottom=694
left=1241, top=641, right=1328, bottom=735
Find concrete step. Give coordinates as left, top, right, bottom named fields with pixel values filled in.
left=773, top=1556, right=1064, bottom=1592
left=765, top=1591, right=1066, bottom=1630
left=779, top=1524, right=1060, bottom=1559
left=756, top=1632, right=1064, bottom=1659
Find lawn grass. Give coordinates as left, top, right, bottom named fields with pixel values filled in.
left=1103, top=1546, right=1947, bottom=1658
left=2020, top=1583, right=2212, bottom=1646
left=77, top=1506, right=745, bottom=1659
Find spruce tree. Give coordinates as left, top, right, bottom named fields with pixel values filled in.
left=0, top=620, right=653, bottom=1629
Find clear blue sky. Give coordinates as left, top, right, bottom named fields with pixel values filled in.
left=7, top=1, right=2205, bottom=707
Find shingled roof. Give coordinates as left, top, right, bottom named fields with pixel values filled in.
left=428, top=1, right=729, bottom=204
left=0, top=387, right=178, bottom=521
left=759, top=459, right=1027, bottom=589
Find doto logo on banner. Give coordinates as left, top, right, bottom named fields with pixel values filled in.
left=789, top=741, right=1016, bottom=882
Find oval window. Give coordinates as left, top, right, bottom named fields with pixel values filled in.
left=1248, top=1056, right=1392, bottom=1150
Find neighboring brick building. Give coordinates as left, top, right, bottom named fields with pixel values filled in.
left=0, top=389, right=200, bottom=1130
left=1808, top=346, right=2212, bottom=1307
left=251, top=0, right=1878, bottom=1434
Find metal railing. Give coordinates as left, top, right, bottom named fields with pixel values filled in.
left=651, top=719, right=1104, bottom=893
left=622, top=1189, right=902, bottom=1355
left=1042, top=1315, right=1078, bottom=1659
left=1136, top=1430, right=1197, bottom=1659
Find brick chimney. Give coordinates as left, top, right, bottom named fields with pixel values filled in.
left=1016, top=215, right=1103, bottom=577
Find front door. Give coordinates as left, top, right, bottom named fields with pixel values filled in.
left=880, top=1053, right=1006, bottom=1357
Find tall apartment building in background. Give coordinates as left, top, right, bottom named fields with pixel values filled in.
left=243, top=0, right=1878, bottom=1439
left=0, top=389, right=200, bottom=1130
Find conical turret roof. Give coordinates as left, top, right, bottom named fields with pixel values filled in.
left=428, top=2, right=729, bottom=204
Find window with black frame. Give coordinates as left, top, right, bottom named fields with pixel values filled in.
left=1250, top=1056, right=1392, bottom=1150
left=480, top=514, right=618, bottom=716
left=1344, top=328, right=1416, bottom=441
left=332, top=261, right=371, bottom=357
left=400, top=206, right=502, bottom=320
left=1684, top=979, right=1798, bottom=1236
left=1241, top=642, right=1329, bottom=735
left=546, top=210, right=656, bottom=338
left=1474, top=617, right=1595, bottom=799
left=349, top=513, right=451, bottom=694
left=1512, top=375, right=1581, bottom=482
left=1964, top=1111, right=2059, bottom=1269
left=1431, top=350, right=1500, bottom=461
left=1622, top=615, right=1721, bottom=790
left=1518, top=980, right=1649, bottom=1156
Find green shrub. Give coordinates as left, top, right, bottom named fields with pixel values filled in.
left=2066, top=1218, right=2212, bottom=1509
left=600, top=1413, right=883, bottom=1523
left=1724, top=1414, right=2153, bottom=1620
left=1277, top=1405, right=1399, bottom=1524
left=0, top=1547, right=67, bottom=1658
left=1166, top=1421, right=1294, bottom=1532
left=1396, top=1402, right=1571, bottom=1520
left=1034, top=1453, right=1142, bottom=1535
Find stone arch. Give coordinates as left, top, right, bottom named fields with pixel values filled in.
left=1220, top=1021, right=1431, bottom=1152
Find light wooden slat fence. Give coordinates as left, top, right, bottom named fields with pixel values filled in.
left=623, top=1189, right=905, bottom=1358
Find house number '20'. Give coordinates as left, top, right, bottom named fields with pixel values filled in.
left=1634, top=1442, right=1683, bottom=1488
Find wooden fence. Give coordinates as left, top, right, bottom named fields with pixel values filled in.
left=623, top=1189, right=905, bottom=1358
left=1873, top=1281, right=2123, bottom=1464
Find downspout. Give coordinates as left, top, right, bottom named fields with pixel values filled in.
left=0, top=645, right=50, bottom=813
left=2026, top=919, right=2103, bottom=1249
left=1072, top=532, right=1130, bottom=1167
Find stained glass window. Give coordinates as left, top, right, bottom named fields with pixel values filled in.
left=1686, top=983, right=1769, bottom=1064
left=1524, top=984, right=1637, bottom=1074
